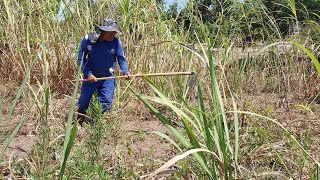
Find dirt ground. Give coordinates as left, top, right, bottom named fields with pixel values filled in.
left=0, top=79, right=319, bottom=178
left=0, top=80, right=177, bottom=177
left=242, top=92, right=319, bottom=152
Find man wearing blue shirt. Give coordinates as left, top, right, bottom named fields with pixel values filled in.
left=77, top=18, right=130, bottom=124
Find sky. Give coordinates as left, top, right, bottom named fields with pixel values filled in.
left=55, top=0, right=245, bottom=22
left=55, top=0, right=189, bottom=21
left=164, top=0, right=244, bottom=11
left=164, top=0, right=188, bottom=10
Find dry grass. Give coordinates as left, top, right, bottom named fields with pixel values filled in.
left=0, top=0, right=319, bottom=179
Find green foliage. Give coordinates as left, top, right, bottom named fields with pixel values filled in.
left=0, top=0, right=319, bottom=179
left=59, top=55, right=82, bottom=180
left=67, top=97, right=111, bottom=179
left=130, top=32, right=320, bottom=179
left=291, top=41, right=320, bottom=75
left=85, top=98, right=106, bottom=164
left=161, top=0, right=320, bottom=43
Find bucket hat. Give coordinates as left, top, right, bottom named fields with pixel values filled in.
left=98, top=19, right=121, bottom=35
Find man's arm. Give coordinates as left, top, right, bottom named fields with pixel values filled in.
left=78, top=36, right=93, bottom=78
left=115, top=39, right=129, bottom=75
left=77, top=37, right=87, bottom=65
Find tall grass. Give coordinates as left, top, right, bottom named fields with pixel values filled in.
left=0, top=63, right=33, bottom=160
left=66, top=97, right=110, bottom=179
left=0, top=0, right=319, bottom=179
left=131, top=36, right=320, bottom=178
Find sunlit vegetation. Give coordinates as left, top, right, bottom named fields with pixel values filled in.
left=0, top=0, right=319, bottom=179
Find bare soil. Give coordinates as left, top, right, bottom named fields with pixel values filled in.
left=0, top=79, right=319, bottom=178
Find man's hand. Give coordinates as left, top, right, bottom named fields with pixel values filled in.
left=87, top=74, right=97, bottom=82
left=124, top=72, right=131, bottom=80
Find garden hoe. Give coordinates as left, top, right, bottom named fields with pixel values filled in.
left=79, top=71, right=197, bottom=96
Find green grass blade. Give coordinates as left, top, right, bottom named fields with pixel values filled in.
left=59, top=60, right=82, bottom=179
left=284, top=0, right=297, bottom=19
left=130, top=87, right=212, bottom=176
left=0, top=106, right=32, bottom=159
left=144, top=77, right=202, bottom=134
left=59, top=122, right=77, bottom=180
left=146, top=148, right=222, bottom=180
left=1, top=66, right=30, bottom=142
left=180, top=117, right=202, bottom=149
left=140, top=78, right=210, bottom=170
left=291, top=41, right=320, bottom=75
left=130, top=88, right=190, bottom=147
left=206, top=37, right=231, bottom=179
left=232, top=98, right=240, bottom=178
left=197, top=81, right=218, bottom=179
left=197, top=81, right=214, bottom=152
left=182, top=107, right=203, bottom=134
left=145, top=96, right=201, bottom=134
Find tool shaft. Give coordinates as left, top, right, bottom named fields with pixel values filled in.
left=80, top=72, right=194, bottom=82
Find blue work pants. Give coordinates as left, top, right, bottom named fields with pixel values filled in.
left=78, top=79, right=115, bottom=113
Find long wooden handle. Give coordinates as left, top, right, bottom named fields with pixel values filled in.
left=80, top=72, right=194, bottom=82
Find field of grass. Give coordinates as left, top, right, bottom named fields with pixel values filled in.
left=0, top=0, right=319, bottom=179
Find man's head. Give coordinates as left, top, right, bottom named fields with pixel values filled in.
left=98, top=18, right=121, bottom=41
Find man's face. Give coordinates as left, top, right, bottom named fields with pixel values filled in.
left=100, top=31, right=117, bottom=41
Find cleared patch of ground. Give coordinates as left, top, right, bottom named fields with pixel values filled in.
left=0, top=79, right=319, bottom=178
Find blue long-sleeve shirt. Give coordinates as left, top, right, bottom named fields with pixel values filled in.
left=77, top=36, right=129, bottom=78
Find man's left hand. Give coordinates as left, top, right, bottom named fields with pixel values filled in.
left=124, top=72, right=131, bottom=80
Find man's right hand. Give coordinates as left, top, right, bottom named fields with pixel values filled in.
left=87, top=74, right=97, bottom=82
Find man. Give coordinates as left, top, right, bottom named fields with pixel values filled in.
left=77, top=18, right=130, bottom=124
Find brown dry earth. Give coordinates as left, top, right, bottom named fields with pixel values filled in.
left=0, top=81, right=176, bottom=175
left=0, top=80, right=319, bottom=178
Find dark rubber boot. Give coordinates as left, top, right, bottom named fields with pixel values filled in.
left=77, top=109, right=87, bottom=126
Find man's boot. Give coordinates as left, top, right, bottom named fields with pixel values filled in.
left=77, top=109, right=87, bottom=126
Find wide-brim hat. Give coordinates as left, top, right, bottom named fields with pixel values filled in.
left=98, top=19, right=122, bottom=35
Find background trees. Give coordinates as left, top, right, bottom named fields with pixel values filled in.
left=160, top=0, right=320, bottom=43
